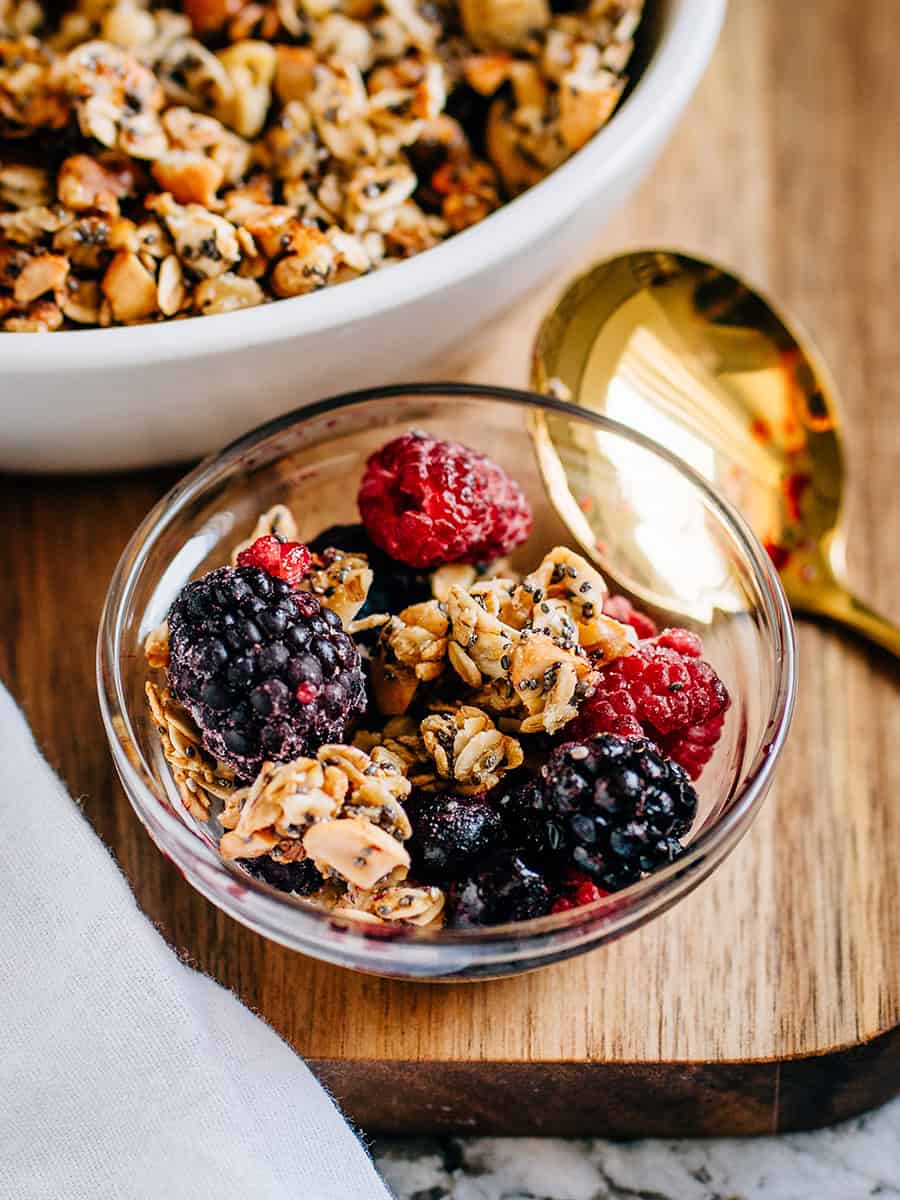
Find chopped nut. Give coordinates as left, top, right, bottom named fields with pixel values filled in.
left=459, top=0, right=550, bottom=51
left=151, top=151, right=224, bottom=208
left=13, top=252, right=68, bottom=305
left=101, top=250, right=157, bottom=322
left=57, top=154, right=138, bottom=214
left=193, top=271, right=264, bottom=313
left=304, top=816, right=410, bottom=890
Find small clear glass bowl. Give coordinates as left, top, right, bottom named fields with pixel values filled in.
left=98, top=384, right=796, bottom=981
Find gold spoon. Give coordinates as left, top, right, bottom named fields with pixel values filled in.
left=530, top=248, right=900, bottom=658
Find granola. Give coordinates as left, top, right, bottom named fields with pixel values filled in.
left=1, top=0, right=642, bottom=330
left=142, top=426, right=730, bottom=932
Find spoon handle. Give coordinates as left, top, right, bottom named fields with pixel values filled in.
left=804, top=582, right=900, bottom=660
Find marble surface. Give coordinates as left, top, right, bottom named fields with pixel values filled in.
left=373, top=1095, right=900, bottom=1199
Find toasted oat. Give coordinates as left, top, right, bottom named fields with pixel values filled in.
left=371, top=600, right=449, bottom=715
left=342, top=881, right=445, bottom=927
left=508, top=632, right=595, bottom=735
left=420, top=704, right=523, bottom=793
left=145, top=681, right=237, bottom=819
left=445, top=584, right=519, bottom=689
left=300, top=548, right=377, bottom=630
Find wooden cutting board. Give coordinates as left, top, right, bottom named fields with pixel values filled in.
left=3, top=0, right=899, bottom=1136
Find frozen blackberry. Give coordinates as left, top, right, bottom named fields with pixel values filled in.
left=530, top=734, right=698, bottom=891
left=495, top=774, right=564, bottom=860
left=307, top=523, right=431, bottom=620
left=167, top=565, right=366, bottom=780
left=449, top=851, right=551, bottom=928
left=240, top=855, right=324, bottom=895
left=408, top=792, right=504, bottom=882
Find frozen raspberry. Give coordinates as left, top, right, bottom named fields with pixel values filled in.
left=657, top=714, right=726, bottom=780
left=167, top=565, right=366, bottom=780
left=307, top=523, right=431, bottom=618
left=530, top=735, right=698, bottom=892
left=551, top=868, right=609, bottom=912
left=357, top=432, right=532, bottom=568
left=449, top=851, right=551, bottom=928
left=572, top=644, right=729, bottom=741
left=602, top=594, right=658, bottom=640
left=469, top=455, right=534, bottom=563
left=236, top=535, right=311, bottom=587
left=240, top=854, right=324, bottom=895
left=408, top=792, right=504, bottom=882
left=655, top=627, right=703, bottom=657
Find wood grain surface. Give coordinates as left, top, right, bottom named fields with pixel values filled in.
left=3, top=0, right=899, bottom=1135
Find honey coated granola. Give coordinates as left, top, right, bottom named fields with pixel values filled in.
left=1, top=0, right=642, bottom=329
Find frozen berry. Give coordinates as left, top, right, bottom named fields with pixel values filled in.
left=552, top=866, right=610, bottom=911
left=602, top=594, right=658, bottom=640
left=167, top=565, right=366, bottom=780
left=357, top=431, right=532, bottom=568
left=408, top=792, right=504, bottom=881
left=655, top=627, right=703, bottom=657
left=236, top=535, right=311, bottom=586
left=571, top=644, right=729, bottom=741
left=495, top=775, right=564, bottom=859
left=527, top=735, right=698, bottom=891
left=657, top=714, right=726, bottom=780
left=307, top=523, right=431, bottom=618
left=240, top=854, right=324, bottom=895
left=449, top=851, right=551, bottom=927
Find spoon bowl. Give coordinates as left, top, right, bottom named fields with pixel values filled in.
left=532, top=249, right=900, bottom=657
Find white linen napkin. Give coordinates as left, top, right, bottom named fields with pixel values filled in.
left=0, top=684, right=391, bottom=1200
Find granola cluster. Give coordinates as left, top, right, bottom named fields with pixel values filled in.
left=0, top=0, right=642, bottom=330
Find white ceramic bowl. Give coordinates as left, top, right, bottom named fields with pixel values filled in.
left=2, top=0, right=724, bottom=472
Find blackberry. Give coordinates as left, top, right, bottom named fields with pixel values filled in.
left=240, top=855, right=324, bottom=895
left=495, top=774, right=563, bottom=860
left=449, top=851, right=551, bottom=928
left=307, top=523, right=431, bottom=619
left=167, top=565, right=366, bottom=780
left=533, top=735, right=698, bottom=891
left=408, top=792, right=504, bottom=882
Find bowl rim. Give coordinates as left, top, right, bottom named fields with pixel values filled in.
left=6, top=0, right=726, bottom=371
left=97, top=382, right=796, bottom=973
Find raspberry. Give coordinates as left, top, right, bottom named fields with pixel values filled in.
left=655, top=627, right=702, bottom=657
left=572, top=644, right=729, bottom=740
left=602, top=594, right=658, bottom=640
left=236, top=535, right=311, bottom=586
left=167, top=565, right=366, bottom=780
left=408, top=792, right=504, bottom=882
left=357, top=432, right=532, bottom=568
left=449, top=852, right=551, bottom=927
left=531, top=735, right=698, bottom=892
left=658, top=714, right=726, bottom=780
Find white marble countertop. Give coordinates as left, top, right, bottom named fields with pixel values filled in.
left=373, top=1094, right=900, bottom=1199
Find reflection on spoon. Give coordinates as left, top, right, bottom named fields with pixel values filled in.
left=532, top=250, right=899, bottom=658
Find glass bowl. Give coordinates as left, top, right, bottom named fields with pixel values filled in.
left=97, top=384, right=796, bottom=981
